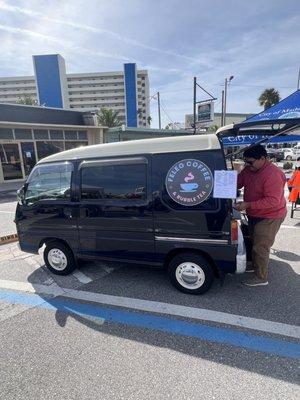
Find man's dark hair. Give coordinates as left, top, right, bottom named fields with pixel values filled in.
left=243, top=144, right=267, bottom=159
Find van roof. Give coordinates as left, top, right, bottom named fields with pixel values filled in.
left=38, top=134, right=221, bottom=164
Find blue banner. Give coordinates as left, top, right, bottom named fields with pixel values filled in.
left=222, top=134, right=299, bottom=146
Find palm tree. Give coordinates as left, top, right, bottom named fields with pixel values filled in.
left=97, top=108, right=121, bottom=127
left=258, top=88, right=280, bottom=110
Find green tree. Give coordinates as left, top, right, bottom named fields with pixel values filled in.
left=147, top=116, right=152, bottom=126
left=258, top=88, right=281, bottom=110
left=97, top=108, right=121, bottom=127
left=207, top=124, right=219, bottom=133
left=16, top=95, right=39, bottom=106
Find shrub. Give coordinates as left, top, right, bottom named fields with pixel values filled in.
left=283, top=161, right=293, bottom=170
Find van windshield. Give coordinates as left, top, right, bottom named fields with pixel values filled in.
left=25, top=162, right=73, bottom=205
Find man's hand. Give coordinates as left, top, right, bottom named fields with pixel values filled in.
left=233, top=201, right=250, bottom=212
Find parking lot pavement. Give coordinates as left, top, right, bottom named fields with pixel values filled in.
left=0, top=191, right=299, bottom=398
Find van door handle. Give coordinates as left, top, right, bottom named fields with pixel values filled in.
left=64, top=209, right=74, bottom=219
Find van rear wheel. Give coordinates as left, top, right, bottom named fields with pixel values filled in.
left=44, top=241, right=76, bottom=275
left=168, top=253, right=214, bottom=294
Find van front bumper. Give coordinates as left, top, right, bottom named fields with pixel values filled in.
left=17, top=238, right=39, bottom=254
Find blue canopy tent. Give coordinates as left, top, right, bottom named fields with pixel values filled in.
left=218, top=89, right=300, bottom=147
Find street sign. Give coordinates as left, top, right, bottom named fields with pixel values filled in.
left=197, top=101, right=214, bottom=123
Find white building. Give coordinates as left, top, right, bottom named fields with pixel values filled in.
left=67, top=70, right=150, bottom=127
left=0, top=55, right=150, bottom=128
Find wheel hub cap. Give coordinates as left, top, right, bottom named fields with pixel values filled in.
left=48, top=248, right=67, bottom=271
left=176, top=262, right=205, bottom=289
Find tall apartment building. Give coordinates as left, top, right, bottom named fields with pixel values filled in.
left=0, top=54, right=150, bottom=128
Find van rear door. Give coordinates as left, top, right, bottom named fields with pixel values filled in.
left=152, top=150, right=234, bottom=270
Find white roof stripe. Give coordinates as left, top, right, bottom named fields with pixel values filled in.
left=38, top=134, right=221, bottom=164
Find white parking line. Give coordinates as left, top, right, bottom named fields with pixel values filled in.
left=0, top=279, right=299, bottom=339
left=72, top=271, right=92, bottom=284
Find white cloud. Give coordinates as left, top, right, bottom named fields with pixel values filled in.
left=0, top=1, right=197, bottom=62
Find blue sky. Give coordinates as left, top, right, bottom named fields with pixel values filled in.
left=0, top=0, right=299, bottom=128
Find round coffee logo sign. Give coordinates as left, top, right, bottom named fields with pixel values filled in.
left=165, top=159, right=213, bottom=206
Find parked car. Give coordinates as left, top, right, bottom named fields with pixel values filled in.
left=292, top=145, right=300, bottom=161
left=15, top=135, right=247, bottom=295
left=266, top=148, right=284, bottom=161
left=292, top=143, right=300, bottom=151
left=283, top=148, right=296, bottom=160
left=278, top=146, right=300, bottom=161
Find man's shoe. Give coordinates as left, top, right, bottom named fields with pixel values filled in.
left=242, top=277, right=268, bottom=287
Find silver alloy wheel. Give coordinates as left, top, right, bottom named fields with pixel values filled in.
left=48, top=248, right=68, bottom=271
left=175, top=262, right=205, bottom=289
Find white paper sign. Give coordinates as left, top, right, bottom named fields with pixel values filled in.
left=213, top=170, right=237, bottom=199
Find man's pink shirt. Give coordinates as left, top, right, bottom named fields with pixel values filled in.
left=237, top=161, right=287, bottom=219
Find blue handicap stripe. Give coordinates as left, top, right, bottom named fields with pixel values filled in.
left=0, top=289, right=299, bottom=360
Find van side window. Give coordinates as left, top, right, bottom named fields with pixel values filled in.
left=81, top=163, right=147, bottom=200
left=25, top=162, right=73, bottom=205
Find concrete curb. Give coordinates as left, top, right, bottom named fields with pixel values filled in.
left=0, top=233, right=18, bottom=246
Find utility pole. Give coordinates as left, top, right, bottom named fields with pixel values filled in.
left=157, top=91, right=161, bottom=130
left=223, top=78, right=228, bottom=126
left=193, top=77, right=217, bottom=133
left=221, top=90, right=225, bottom=126
left=222, top=76, right=234, bottom=126
left=297, top=67, right=300, bottom=90
left=193, top=77, right=197, bottom=134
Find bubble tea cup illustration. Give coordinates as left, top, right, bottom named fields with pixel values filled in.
left=180, top=172, right=199, bottom=192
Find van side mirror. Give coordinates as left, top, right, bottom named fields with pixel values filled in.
left=17, top=185, right=26, bottom=204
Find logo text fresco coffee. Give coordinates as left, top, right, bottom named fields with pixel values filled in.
left=165, top=159, right=214, bottom=206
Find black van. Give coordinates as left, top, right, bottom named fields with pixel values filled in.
left=15, top=135, right=246, bottom=294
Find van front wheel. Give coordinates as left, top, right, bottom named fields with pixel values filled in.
left=44, top=242, right=76, bottom=275
left=168, top=253, right=214, bottom=294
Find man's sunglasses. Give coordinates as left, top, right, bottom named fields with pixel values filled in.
left=244, top=159, right=256, bottom=166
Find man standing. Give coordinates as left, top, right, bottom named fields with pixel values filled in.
left=234, top=145, right=287, bottom=287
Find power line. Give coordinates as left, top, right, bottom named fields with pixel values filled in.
left=229, top=84, right=296, bottom=89
left=153, top=83, right=296, bottom=95
left=159, top=99, right=174, bottom=124
left=149, top=92, right=174, bottom=124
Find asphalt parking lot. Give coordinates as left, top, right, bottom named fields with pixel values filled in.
left=0, top=190, right=299, bottom=399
